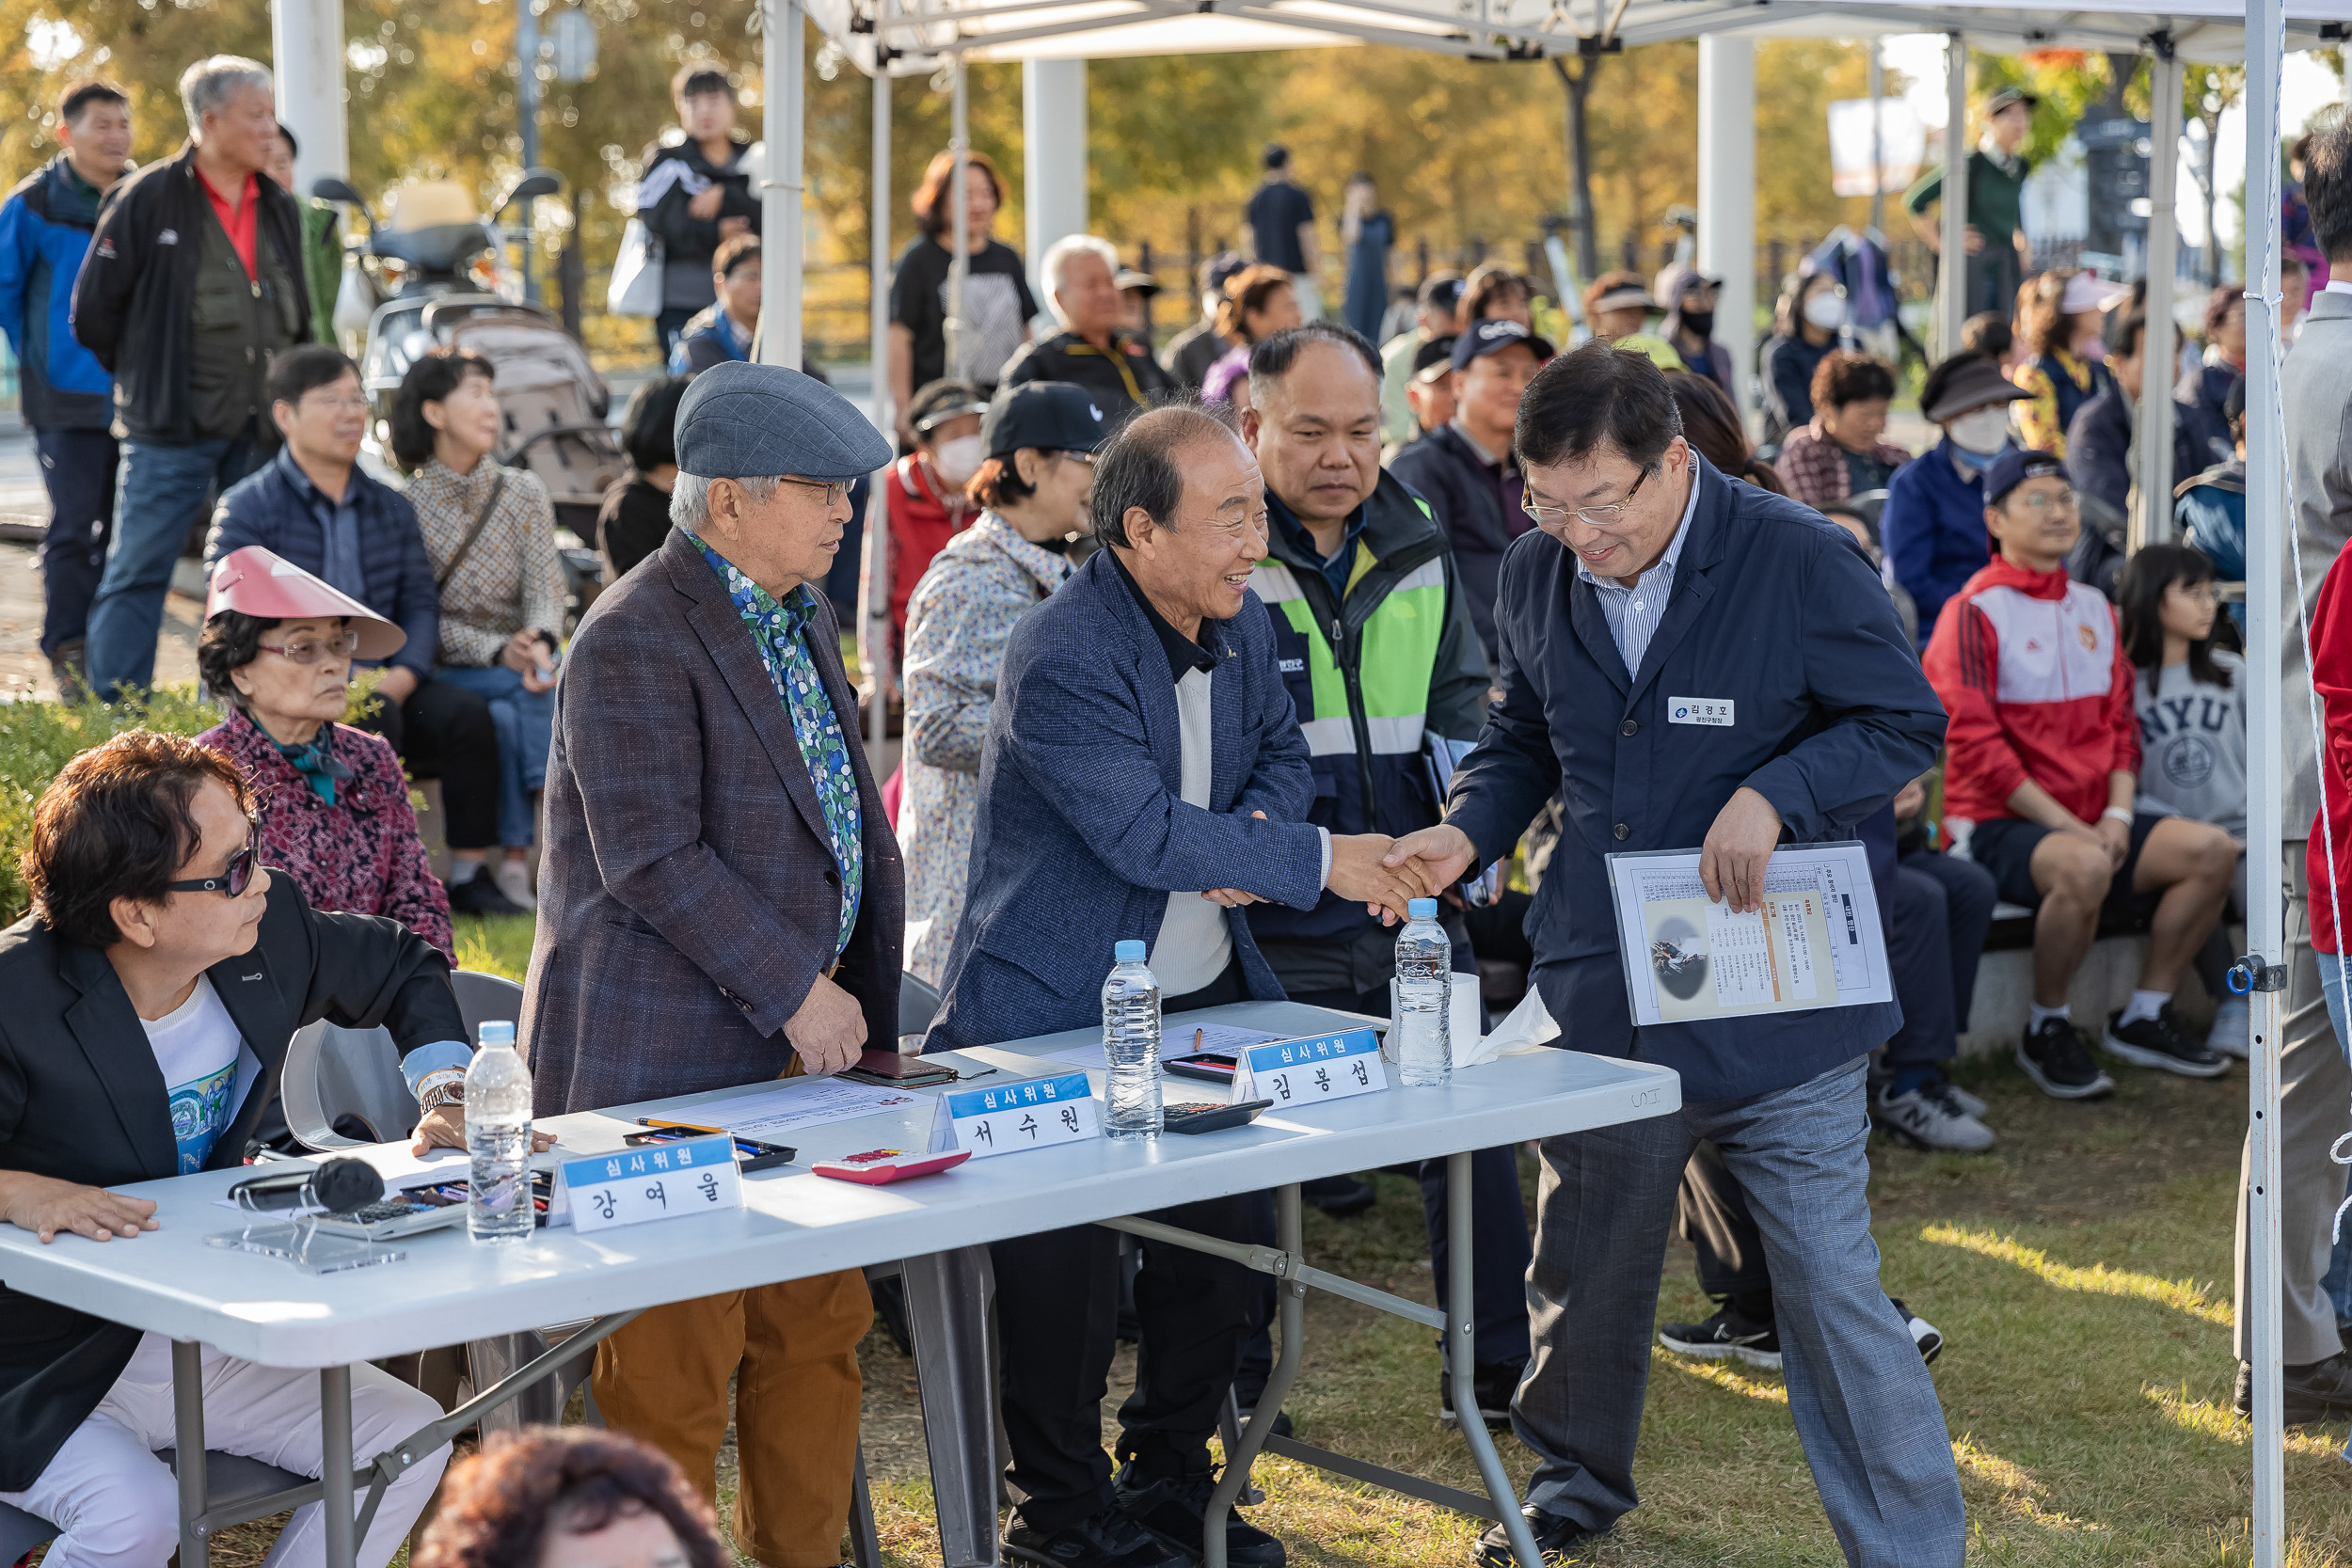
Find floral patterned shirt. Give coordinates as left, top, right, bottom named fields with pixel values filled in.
left=686, top=531, right=863, bottom=955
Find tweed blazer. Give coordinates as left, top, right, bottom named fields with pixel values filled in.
left=520, top=527, right=902, bottom=1114
left=925, top=548, right=1322, bottom=1053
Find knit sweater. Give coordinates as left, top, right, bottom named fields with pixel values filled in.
left=404, top=458, right=566, bottom=668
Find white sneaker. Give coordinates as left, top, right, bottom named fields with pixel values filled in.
left=494, top=859, right=537, bottom=911
left=2206, top=997, right=2251, bottom=1059
left=1874, top=1078, right=1996, bottom=1152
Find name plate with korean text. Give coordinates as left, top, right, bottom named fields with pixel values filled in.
left=1231, top=1029, right=1388, bottom=1108
left=930, top=1071, right=1101, bottom=1159
left=560, top=1134, right=744, bottom=1234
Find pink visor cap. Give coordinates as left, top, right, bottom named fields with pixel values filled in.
left=206, top=546, right=407, bottom=662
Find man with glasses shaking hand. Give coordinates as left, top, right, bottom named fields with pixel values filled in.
left=1383, top=342, right=1964, bottom=1566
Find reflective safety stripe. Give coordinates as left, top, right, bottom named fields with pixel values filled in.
left=1248, top=556, right=1443, bottom=757
left=1297, top=715, right=1358, bottom=752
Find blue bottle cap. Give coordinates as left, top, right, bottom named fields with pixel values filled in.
left=1115, top=940, right=1147, bottom=963
left=478, top=1020, right=516, bottom=1047
left=1407, top=897, right=1438, bottom=920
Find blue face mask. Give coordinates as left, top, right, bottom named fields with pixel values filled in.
left=1950, top=442, right=2005, bottom=469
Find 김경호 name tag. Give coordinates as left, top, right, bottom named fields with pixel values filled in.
left=560, top=1134, right=744, bottom=1234
left=1231, top=1029, right=1387, bottom=1107
left=1667, top=697, right=1734, bottom=727
left=930, top=1070, right=1101, bottom=1159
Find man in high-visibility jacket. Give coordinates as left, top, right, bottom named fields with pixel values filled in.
left=1239, top=321, right=1532, bottom=1427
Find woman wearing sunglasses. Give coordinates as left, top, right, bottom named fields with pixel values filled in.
left=195, top=546, right=454, bottom=958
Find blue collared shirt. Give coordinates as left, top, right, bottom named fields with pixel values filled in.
left=1268, top=495, right=1367, bottom=605
left=275, top=448, right=367, bottom=605
left=1575, top=465, right=1701, bottom=680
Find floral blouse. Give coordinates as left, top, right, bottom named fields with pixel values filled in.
left=899, top=513, right=1071, bottom=983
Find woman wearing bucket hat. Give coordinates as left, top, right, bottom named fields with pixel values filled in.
left=1880, top=353, right=2032, bottom=643
left=195, top=546, right=454, bottom=958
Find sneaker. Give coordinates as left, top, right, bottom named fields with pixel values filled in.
left=446, top=873, right=528, bottom=917
left=1658, top=1303, right=1781, bottom=1370
left=1113, top=1459, right=1287, bottom=1568
left=1945, top=1083, right=1990, bottom=1118
left=1438, top=1359, right=1524, bottom=1429
left=2104, top=1004, right=2231, bottom=1078
left=1472, top=1505, right=1605, bottom=1566
left=2231, top=1353, right=2352, bottom=1425
left=1874, top=1077, right=1996, bottom=1152
left=2014, top=1016, right=2115, bottom=1100
left=1890, top=1297, right=1944, bottom=1364
left=494, top=858, right=538, bottom=911
left=2206, top=997, right=2252, bottom=1060
left=1300, top=1173, right=1375, bottom=1217
left=1006, top=1506, right=1186, bottom=1567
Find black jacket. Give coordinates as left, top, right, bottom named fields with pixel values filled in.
left=0, top=875, right=462, bottom=1488
left=640, top=138, right=759, bottom=278
left=998, top=329, right=1174, bottom=415
left=69, top=143, right=312, bottom=446
left=1388, top=422, right=1516, bottom=665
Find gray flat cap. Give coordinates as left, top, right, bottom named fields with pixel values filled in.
left=675, top=360, right=893, bottom=483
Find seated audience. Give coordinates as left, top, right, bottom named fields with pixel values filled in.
left=1460, top=262, right=1535, bottom=330
left=882, top=379, right=988, bottom=682
left=1378, top=270, right=1464, bottom=444
left=1382, top=333, right=1456, bottom=463
left=2180, top=284, right=2246, bottom=467
left=1115, top=265, right=1162, bottom=341
left=2121, top=544, right=2250, bottom=1058
left=1758, top=269, right=1845, bottom=444
left=1961, top=309, right=2017, bottom=372
left=203, top=346, right=514, bottom=914
left=1880, top=770, right=2003, bottom=1146
left=2064, top=308, right=2206, bottom=595
left=900, top=382, right=1102, bottom=984
left=669, top=233, right=761, bottom=374
left=1924, top=449, right=2241, bottom=1098
left=1881, top=352, right=2026, bottom=642
left=1000, top=234, right=1175, bottom=416
left=1201, top=263, right=1303, bottom=406
left=2012, top=268, right=2123, bottom=457
left=1655, top=263, right=1734, bottom=400
left=415, top=1428, right=728, bottom=1568
left=1665, top=369, right=1786, bottom=495
left=393, top=349, right=565, bottom=914
left=0, top=730, right=467, bottom=1566
left=1579, top=271, right=1656, bottom=345
left=1775, top=352, right=1908, bottom=511
left=1162, top=250, right=1248, bottom=391
left=197, top=546, right=453, bottom=958
left=598, top=375, right=691, bottom=580
left=2175, top=378, right=2248, bottom=614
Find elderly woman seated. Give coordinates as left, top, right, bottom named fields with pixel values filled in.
left=196, top=546, right=454, bottom=958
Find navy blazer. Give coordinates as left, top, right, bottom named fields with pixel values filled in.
left=927, top=549, right=1323, bottom=1052
left=1447, top=457, right=1947, bottom=1102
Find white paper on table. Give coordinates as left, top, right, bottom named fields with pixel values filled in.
left=1458, top=986, right=1560, bottom=1069
left=688, top=1077, right=925, bottom=1142
left=1604, top=841, right=1890, bottom=1027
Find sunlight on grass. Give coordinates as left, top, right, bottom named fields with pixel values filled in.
left=1950, top=1435, right=2106, bottom=1532
left=1920, top=1222, right=2234, bottom=1326
left=1659, top=1354, right=1789, bottom=1405
left=452, top=913, right=534, bottom=980
left=2143, top=1385, right=2348, bottom=1458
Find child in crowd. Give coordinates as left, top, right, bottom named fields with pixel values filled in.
left=2120, top=545, right=2250, bottom=1057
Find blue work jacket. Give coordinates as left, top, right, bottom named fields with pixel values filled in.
left=1446, top=457, right=1947, bottom=1103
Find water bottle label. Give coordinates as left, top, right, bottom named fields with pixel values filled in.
left=930, top=1071, right=1101, bottom=1159
left=1231, top=1029, right=1389, bottom=1108
left=557, top=1135, right=743, bottom=1234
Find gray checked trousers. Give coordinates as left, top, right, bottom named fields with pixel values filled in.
left=1513, top=1056, right=1966, bottom=1567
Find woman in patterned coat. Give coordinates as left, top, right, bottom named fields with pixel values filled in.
left=195, top=546, right=454, bottom=958
left=898, top=383, right=1103, bottom=983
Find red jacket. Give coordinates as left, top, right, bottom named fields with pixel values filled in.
left=2308, top=537, right=2352, bottom=951
left=1923, top=555, right=2139, bottom=827
left=885, top=456, right=975, bottom=657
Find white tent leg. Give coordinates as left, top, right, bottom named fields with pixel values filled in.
left=946, top=57, right=970, bottom=382
left=1935, top=33, right=1970, bottom=359
left=1024, top=57, right=1089, bottom=302
left=866, top=67, right=894, bottom=757
left=269, top=0, right=349, bottom=193
left=762, top=0, right=806, bottom=367
left=2135, top=39, right=2182, bottom=550
left=2242, top=1, right=2287, bottom=1563
left=1695, top=35, right=1755, bottom=421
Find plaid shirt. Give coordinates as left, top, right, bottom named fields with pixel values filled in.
left=686, top=531, right=864, bottom=956
left=1775, top=421, right=1912, bottom=512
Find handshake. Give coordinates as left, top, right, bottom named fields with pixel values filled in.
left=1204, top=821, right=1482, bottom=927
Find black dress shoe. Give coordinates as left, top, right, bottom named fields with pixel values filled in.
left=1004, top=1505, right=1185, bottom=1567
left=2233, top=1352, right=2352, bottom=1425
left=1472, top=1505, right=1604, bottom=1566
left=1300, top=1173, right=1376, bottom=1217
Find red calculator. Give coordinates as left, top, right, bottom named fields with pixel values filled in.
left=811, top=1148, right=973, bottom=1184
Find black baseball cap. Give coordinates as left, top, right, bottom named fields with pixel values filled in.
left=1453, top=317, right=1555, bottom=373
left=1984, top=87, right=2039, bottom=117
left=1981, top=446, right=2067, bottom=506
left=1412, top=335, right=1457, bottom=380
left=980, top=381, right=1110, bottom=460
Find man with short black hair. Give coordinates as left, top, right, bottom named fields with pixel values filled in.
left=0, top=77, right=133, bottom=699
left=672, top=232, right=761, bottom=373
left=1245, top=144, right=1320, bottom=322
left=1905, top=85, right=2038, bottom=318
left=1388, top=341, right=1963, bottom=1566
left=73, top=55, right=314, bottom=699
left=2065, top=307, right=2206, bottom=594
left=1379, top=269, right=1464, bottom=443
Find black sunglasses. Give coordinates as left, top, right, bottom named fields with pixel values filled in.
left=167, top=824, right=261, bottom=897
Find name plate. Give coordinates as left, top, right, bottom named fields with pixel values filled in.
left=559, top=1134, right=744, bottom=1234
left=1232, top=1029, right=1388, bottom=1107
left=930, top=1070, right=1101, bottom=1158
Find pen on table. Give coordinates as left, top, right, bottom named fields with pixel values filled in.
left=1194, top=1028, right=1203, bottom=1053
left=637, top=1117, right=728, bottom=1135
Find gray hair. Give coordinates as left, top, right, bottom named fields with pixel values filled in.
left=670, top=471, right=783, bottom=533
left=1041, top=235, right=1121, bottom=321
left=181, top=56, right=273, bottom=134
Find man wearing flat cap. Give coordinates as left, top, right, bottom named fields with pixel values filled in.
left=521, top=359, right=900, bottom=1568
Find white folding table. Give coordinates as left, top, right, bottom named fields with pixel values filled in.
left=0, top=1000, right=1679, bottom=1568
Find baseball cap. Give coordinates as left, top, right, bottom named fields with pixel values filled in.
left=2059, top=272, right=2131, bottom=316
left=1114, top=268, right=1163, bottom=296
left=1984, top=87, right=2040, bottom=116
left=1411, top=335, right=1457, bottom=381
left=1980, top=446, right=2068, bottom=507
left=908, top=379, right=988, bottom=436
left=980, top=381, right=1110, bottom=460
left=1452, top=317, right=1555, bottom=373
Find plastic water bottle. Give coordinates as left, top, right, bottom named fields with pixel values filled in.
left=465, top=1021, right=535, bottom=1243
left=1101, top=940, right=1164, bottom=1140
left=1394, top=898, right=1454, bottom=1088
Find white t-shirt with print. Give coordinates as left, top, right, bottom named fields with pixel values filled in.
left=142, top=975, right=244, bottom=1176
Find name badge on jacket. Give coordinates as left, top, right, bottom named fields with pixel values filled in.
left=1668, top=697, right=1735, bottom=728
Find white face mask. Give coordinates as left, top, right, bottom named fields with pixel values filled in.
left=931, top=435, right=985, bottom=486
left=1802, top=292, right=1846, bottom=331
left=1946, top=406, right=2012, bottom=455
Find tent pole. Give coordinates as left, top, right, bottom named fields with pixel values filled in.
left=866, top=63, right=894, bottom=759
left=947, top=55, right=970, bottom=382
left=2134, top=36, right=2180, bottom=549
left=1935, top=33, right=1969, bottom=358
left=761, top=0, right=805, bottom=366
left=2241, top=0, right=2287, bottom=1560
left=1694, top=34, right=1756, bottom=422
